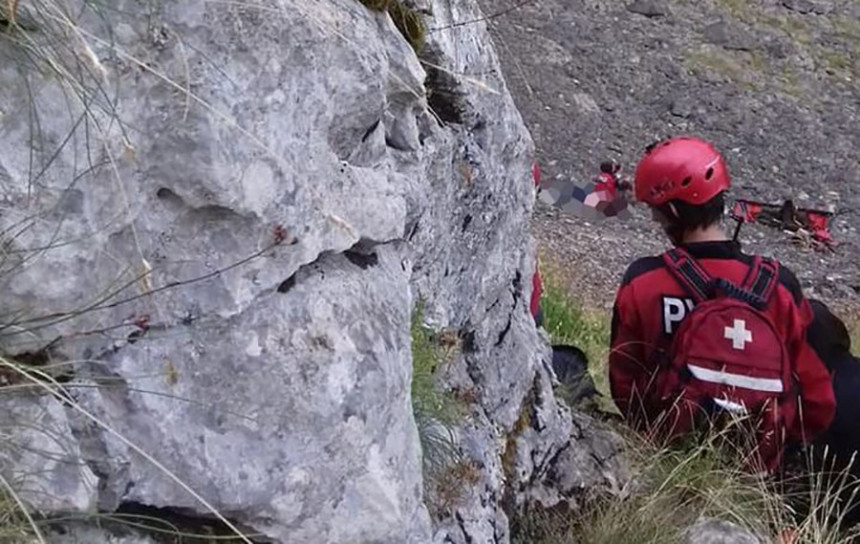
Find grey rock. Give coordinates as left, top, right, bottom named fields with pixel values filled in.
left=702, top=21, right=731, bottom=44
left=702, top=21, right=757, bottom=51
left=782, top=0, right=832, bottom=15
left=572, top=92, right=602, bottom=114
left=762, top=37, right=795, bottom=59
left=526, top=411, right=630, bottom=509
left=782, top=0, right=816, bottom=13
left=0, top=0, right=599, bottom=542
left=0, top=393, right=98, bottom=514
left=669, top=95, right=695, bottom=118
left=0, top=1, right=431, bottom=539
left=683, top=518, right=763, bottom=544
left=626, top=0, right=668, bottom=18
left=72, top=246, right=426, bottom=543
left=47, top=524, right=158, bottom=544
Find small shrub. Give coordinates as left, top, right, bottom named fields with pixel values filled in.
left=358, top=0, right=390, bottom=10
left=387, top=0, right=425, bottom=52
left=426, top=459, right=481, bottom=518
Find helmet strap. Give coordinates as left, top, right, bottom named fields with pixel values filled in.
left=668, top=202, right=679, bottom=218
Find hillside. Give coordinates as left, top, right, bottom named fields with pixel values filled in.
left=481, top=0, right=860, bottom=313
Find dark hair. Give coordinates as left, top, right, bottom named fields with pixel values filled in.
left=658, top=192, right=725, bottom=240
left=600, top=160, right=620, bottom=174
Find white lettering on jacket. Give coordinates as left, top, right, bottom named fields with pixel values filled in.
left=662, top=296, right=696, bottom=334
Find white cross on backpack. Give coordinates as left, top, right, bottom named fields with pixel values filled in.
left=724, top=319, right=753, bottom=350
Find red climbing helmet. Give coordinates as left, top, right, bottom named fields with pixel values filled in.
left=634, top=136, right=730, bottom=206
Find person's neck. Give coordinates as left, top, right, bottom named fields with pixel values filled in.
left=680, top=225, right=728, bottom=245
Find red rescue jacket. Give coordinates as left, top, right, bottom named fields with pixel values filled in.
left=593, top=172, right=619, bottom=198
left=609, top=241, right=835, bottom=444
left=531, top=264, right=543, bottom=322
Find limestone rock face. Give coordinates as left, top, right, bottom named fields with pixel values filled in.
left=0, top=1, right=623, bottom=542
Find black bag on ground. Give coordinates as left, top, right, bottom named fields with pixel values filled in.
left=551, top=345, right=598, bottom=407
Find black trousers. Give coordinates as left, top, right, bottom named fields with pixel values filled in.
left=806, top=299, right=860, bottom=463
left=794, top=299, right=860, bottom=526
left=814, top=352, right=860, bottom=464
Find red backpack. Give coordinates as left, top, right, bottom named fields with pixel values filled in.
left=657, top=248, right=798, bottom=471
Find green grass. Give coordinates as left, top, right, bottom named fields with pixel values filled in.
left=715, top=0, right=812, bottom=42
left=684, top=44, right=814, bottom=99
left=814, top=46, right=858, bottom=80
left=832, top=15, right=860, bottom=44
left=0, top=488, right=37, bottom=542
left=513, top=427, right=767, bottom=544
left=411, top=304, right=464, bottom=430
left=525, top=278, right=860, bottom=543
left=540, top=279, right=612, bottom=410
left=515, top=420, right=860, bottom=544
left=819, top=49, right=851, bottom=72
left=541, top=283, right=611, bottom=361
left=715, top=0, right=756, bottom=22
left=410, top=303, right=470, bottom=518
left=697, top=0, right=860, bottom=95
left=684, top=47, right=766, bottom=91
left=762, top=14, right=814, bottom=45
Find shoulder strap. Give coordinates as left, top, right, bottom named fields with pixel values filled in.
left=662, top=248, right=713, bottom=303
left=741, top=256, right=780, bottom=303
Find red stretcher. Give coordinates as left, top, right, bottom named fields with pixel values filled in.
left=730, top=199, right=835, bottom=250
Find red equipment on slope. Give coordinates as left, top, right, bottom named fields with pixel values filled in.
left=730, top=199, right=836, bottom=250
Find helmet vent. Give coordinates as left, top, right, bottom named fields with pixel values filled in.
left=681, top=176, right=693, bottom=187
left=705, top=167, right=714, bottom=180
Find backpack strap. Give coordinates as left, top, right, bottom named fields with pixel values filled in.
left=741, top=256, right=780, bottom=304
left=662, top=248, right=714, bottom=303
